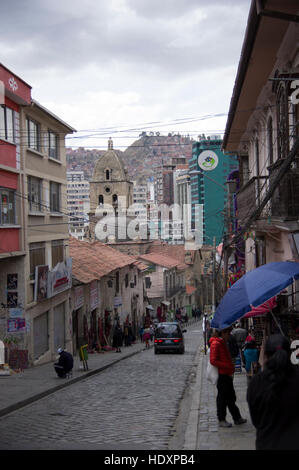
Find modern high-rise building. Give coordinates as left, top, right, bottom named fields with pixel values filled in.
left=67, top=171, right=90, bottom=240
left=189, top=135, right=238, bottom=246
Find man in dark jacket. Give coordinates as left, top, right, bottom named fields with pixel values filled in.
left=54, top=348, right=74, bottom=378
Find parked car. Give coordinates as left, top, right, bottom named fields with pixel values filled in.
left=154, top=322, right=186, bottom=354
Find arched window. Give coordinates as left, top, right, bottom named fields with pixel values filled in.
left=98, top=195, right=103, bottom=205
left=106, top=169, right=110, bottom=180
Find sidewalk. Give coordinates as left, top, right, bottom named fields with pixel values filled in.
left=184, top=348, right=256, bottom=450
left=0, top=340, right=147, bottom=418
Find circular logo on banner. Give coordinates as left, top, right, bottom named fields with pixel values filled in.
left=198, top=150, right=218, bottom=171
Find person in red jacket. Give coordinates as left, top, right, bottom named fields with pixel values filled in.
left=209, top=328, right=247, bottom=428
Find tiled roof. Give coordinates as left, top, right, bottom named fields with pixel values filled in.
left=138, top=252, right=188, bottom=271
left=148, top=241, right=195, bottom=265
left=69, top=237, right=143, bottom=283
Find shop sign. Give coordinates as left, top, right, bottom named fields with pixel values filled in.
left=114, top=296, right=122, bottom=307
left=34, top=265, right=49, bottom=302
left=7, top=318, right=26, bottom=332
left=9, top=307, right=23, bottom=318
left=48, top=258, right=72, bottom=298
left=74, top=286, right=84, bottom=310
left=90, top=281, right=99, bottom=310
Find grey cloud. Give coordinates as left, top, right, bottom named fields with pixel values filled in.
left=0, top=0, right=250, bottom=80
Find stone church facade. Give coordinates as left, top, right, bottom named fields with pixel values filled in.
left=88, top=138, right=134, bottom=242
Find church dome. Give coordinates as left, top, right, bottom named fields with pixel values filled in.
left=92, top=138, right=127, bottom=182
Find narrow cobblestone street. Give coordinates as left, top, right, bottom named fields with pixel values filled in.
left=0, top=326, right=202, bottom=450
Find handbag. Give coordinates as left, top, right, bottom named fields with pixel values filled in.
left=206, top=348, right=219, bottom=385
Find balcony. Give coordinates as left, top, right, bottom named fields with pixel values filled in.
left=0, top=141, right=16, bottom=169
left=166, top=286, right=185, bottom=298
left=268, top=158, right=299, bottom=220
left=236, top=176, right=268, bottom=225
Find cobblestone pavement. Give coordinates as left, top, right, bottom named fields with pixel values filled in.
left=0, top=325, right=202, bottom=450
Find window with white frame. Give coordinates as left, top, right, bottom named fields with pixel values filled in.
left=28, top=176, right=42, bottom=212
left=0, top=105, right=15, bottom=142
left=26, top=117, right=41, bottom=152
left=48, top=130, right=59, bottom=160
left=0, top=188, right=16, bottom=224
left=50, top=181, right=61, bottom=212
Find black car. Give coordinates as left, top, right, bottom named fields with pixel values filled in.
left=154, top=322, right=186, bottom=354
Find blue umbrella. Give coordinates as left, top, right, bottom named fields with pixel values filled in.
left=211, top=261, right=299, bottom=330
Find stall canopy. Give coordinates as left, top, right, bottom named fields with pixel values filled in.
left=161, top=301, right=171, bottom=306
left=211, top=262, right=299, bottom=330
left=244, top=296, right=277, bottom=318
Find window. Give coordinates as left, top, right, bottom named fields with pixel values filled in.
left=51, top=239, right=64, bottom=268
left=50, top=182, right=61, bottom=212
left=26, top=117, right=40, bottom=152
left=0, top=188, right=15, bottom=224
left=48, top=130, right=59, bottom=159
left=28, top=176, right=42, bottom=212
left=267, top=117, right=274, bottom=165
left=115, top=271, right=120, bottom=293
left=125, top=273, right=129, bottom=288
left=29, top=242, right=45, bottom=280
left=0, top=106, right=15, bottom=142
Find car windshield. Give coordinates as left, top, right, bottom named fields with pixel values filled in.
left=155, top=324, right=182, bottom=338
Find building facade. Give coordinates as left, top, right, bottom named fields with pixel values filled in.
left=221, top=0, right=299, bottom=339
left=189, top=135, right=238, bottom=246
left=89, top=138, right=134, bottom=243
left=67, top=170, right=90, bottom=240
left=0, top=64, right=75, bottom=367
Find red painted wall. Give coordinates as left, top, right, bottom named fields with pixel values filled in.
left=0, top=228, right=19, bottom=252
left=0, top=169, right=18, bottom=189
left=0, top=141, right=16, bottom=169
left=0, top=65, right=31, bottom=104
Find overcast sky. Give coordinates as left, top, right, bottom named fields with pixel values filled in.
left=1, top=0, right=251, bottom=150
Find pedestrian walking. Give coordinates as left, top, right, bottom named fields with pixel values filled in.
left=247, top=334, right=299, bottom=450
left=143, top=327, right=151, bottom=349
left=113, top=322, right=123, bottom=353
left=243, top=340, right=260, bottom=385
left=231, top=322, right=247, bottom=366
left=209, top=328, right=247, bottom=428
left=139, top=325, right=144, bottom=342
left=227, top=330, right=239, bottom=371
left=124, top=324, right=131, bottom=347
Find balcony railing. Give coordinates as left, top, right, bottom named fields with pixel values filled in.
left=166, top=286, right=185, bottom=298
left=268, top=158, right=299, bottom=219
left=236, top=176, right=268, bottom=225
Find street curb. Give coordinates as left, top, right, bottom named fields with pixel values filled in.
left=183, top=348, right=204, bottom=450
left=0, top=320, right=200, bottom=419
left=0, top=345, right=150, bottom=418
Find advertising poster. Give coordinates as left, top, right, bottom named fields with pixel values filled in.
left=34, top=265, right=49, bottom=302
